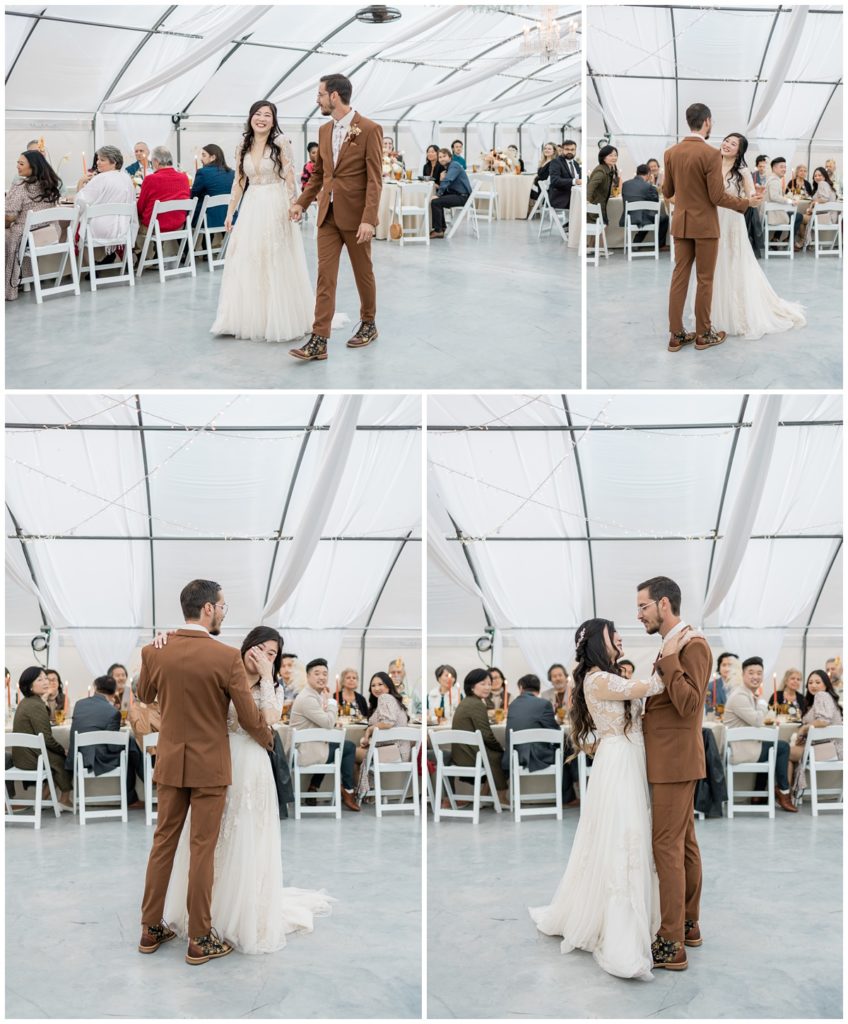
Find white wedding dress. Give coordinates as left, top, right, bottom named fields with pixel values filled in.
left=686, top=167, right=806, bottom=339
left=163, top=679, right=334, bottom=953
left=210, top=142, right=315, bottom=343
left=529, top=671, right=663, bottom=981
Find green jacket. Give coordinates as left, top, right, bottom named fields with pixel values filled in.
left=587, top=163, right=615, bottom=224
left=451, top=694, right=502, bottom=761
left=12, top=696, right=65, bottom=770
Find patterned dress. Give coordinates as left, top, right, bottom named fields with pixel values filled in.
left=5, top=182, right=57, bottom=300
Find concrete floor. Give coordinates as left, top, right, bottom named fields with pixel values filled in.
left=5, top=806, right=421, bottom=1019
left=5, top=221, right=576, bottom=391
left=427, top=807, right=842, bottom=1019
left=587, top=251, right=842, bottom=390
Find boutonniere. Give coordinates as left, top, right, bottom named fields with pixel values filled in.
left=346, top=124, right=362, bottom=142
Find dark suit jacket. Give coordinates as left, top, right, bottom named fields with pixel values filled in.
left=501, top=692, right=560, bottom=774
left=549, top=155, right=581, bottom=210
left=65, top=694, right=122, bottom=774
left=619, top=176, right=663, bottom=226
left=450, top=694, right=507, bottom=789
left=190, top=164, right=235, bottom=227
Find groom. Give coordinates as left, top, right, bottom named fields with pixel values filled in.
left=137, top=579, right=274, bottom=965
left=289, top=73, right=383, bottom=362
left=662, top=102, right=762, bottom=353
left=637, top=575, right=712, bottom=972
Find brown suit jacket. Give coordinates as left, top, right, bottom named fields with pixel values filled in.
left=294, top=111, right=383, bottom=231
left=137, top=629, right=273, bottom=788
left=662, top=137, right=749, bottom=238
left=644, top=629, right=712, bottom=784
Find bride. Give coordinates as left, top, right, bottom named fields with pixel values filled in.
left=686, top=132, right=806, bottom=340
left=162, top=625, right=334, bottom=953
left=211, top=100, right=315, bottom=343
left=529, top=619, right=663, bottom=981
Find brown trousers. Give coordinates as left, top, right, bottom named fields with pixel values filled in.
left=668, top=236, right=719, bottom=336
left=651, top=780, right=701, bottom=943
left=313, top=205, right=377, bottom=337
left=140, top=783, right=227, bottom=939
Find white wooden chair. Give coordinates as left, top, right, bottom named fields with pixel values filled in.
left=77, top=202, right=137, bottom=292
left=624, top=200, right=661, bottom=260
left=810, top=202, right=842, bottom=258
left=143, top=732, right=159, bottom=827
left=17, top=207, right=81, bottom=303
left=725, top=727, right=778, bottom=818
left=585, top=202, right=609, bottom=265
left=73, top=730, right=129, bottom=825
left=290, top=729, right=341, bottom=819
left=191, top=195, right=231, bottom=271
left=393, top=181, right=435, bottom=246
left=136, top=197, right=198, bottom=283
left=4, top=733, right=63, bottom=828
left=509, top=728, right=564, bottom=822
left=445, top=183, right=481, bottom=241
left=361, top=727, right=421, bottom=817
left=429, top=729, right=502, bottom=824
left=799, top=726, right=843, bottom=815
left=472, top=173, right=500, bottom=223
left=764, top=203, right=798, bottom=259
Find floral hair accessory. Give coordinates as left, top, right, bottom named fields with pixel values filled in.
left=575, top=627, right=587, bottom=649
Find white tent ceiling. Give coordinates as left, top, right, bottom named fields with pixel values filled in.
left=587, top=5, right=842, bottom=171
left=428, top=394, right=843, bottom=679
left=6, top=394, right=422, bottom=680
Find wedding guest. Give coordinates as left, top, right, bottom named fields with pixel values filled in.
left=190, top=144, right=234, bottom=227
left=422, top=144, right=445, bottom=185
left=134, top=146, right=190, bottom=256
left=428, top=664, right=461, bottom=716
left=825, top=657, right=842, bottom=704
left=5, top=150, right=62, bottom=301
left=450, top=668, right=508, bottom=799
left=785, top=163, right=813, bottom=198
left=128, top=689, right=161, bottom=752
left=388, top=656, right=420, bottom=714
left=768, top=668, right=808, bottom=716
left=451, top=139, right=467, bottom=169
left=485, top=667, right=509, bottom=710
left=646, top=157, right=663, bottom=189
left=26, top=139, right=41, bottom=151
left=382, top=137, right=404, bottom=167
left=722, top=656, right=796, bottom=812
left=795, top=167, right=838, bottom=250
left=586, top=145, right=618, bottom=224
left=12, top=667, right=73, bottom=806
left=108, top=662, right=131, bottom=711
left=549, top=139, right=582, bottom=211
left=74, top=145, right=137, bottom=261
left=528, top=141, right=558, bottom=213
left=355, top=672, right=411, bottom=803
left=125, top=142, right=153, bottom=178
left=541, top=663, right=570, bottom=713
left=619, top=164, right=668, bottom=247
left=507, top=145, right=525, bottom=172
left=765, top=157, right=791, bottom=240
left=753, top=154, right=769, bottom=188
left=290, top=657, right=359, bottom=812
left=705, top=651, right=736, bottom=711
left=338, top=667, right=368, bottom=718
left=279, top=651, right=300, bottom=700
left=300, top=142, right=318, bottom=189
left=44, top=669, right=68, bottom=722
left=429, top=148, right=472, bottom=238
left=75, top=154, right=99, bottom=193
left=789, top=670, right=843, bottom=771
left=824, top=158, right=841, bottom=195
left=65, top=674, right=144, bottom=809
left=617, top=659, right=635, bottom=680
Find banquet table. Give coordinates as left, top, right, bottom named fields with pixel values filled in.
left=468, top=172, right=534, bottom=220
left=568, top=185, right=582, bottom=250
left=604, top=194, right=671, bottom=249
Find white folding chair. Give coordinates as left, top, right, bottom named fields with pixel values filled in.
left=429, top=729, right=502, bottom=824
left=143, top=732, right=159, bottom=827
left=810, top=202, right=843, bottom=258
left=725, top=727, right=778, bottom=818
left=73, top=730, right=129, bottom=825
left=799, top=726, right=843, bottom=815
left=538, top=183, right=568, bottom=242
left=77, top=202, right=137, bottom=292
left=17, top=207, right=80, bottom=303
left=764, top=203, right=798, bottom=259
left=577, top=732, right=596, bottom=802
left=4, top=733, right=63, bottom=828
left=527, top=181, right=548, bottom=222
left=393, top=181, right=435, bottom=246
left=445, top=183, right=481, bottom=240
left=509, top=728, right=564, bottom=822
left=472, top=173, right=500, bottom=223
left=624, top=200, right=661, bottom=260
left=362, top=727, right=421, bottom=817
left=136, top=198, right=198, bottom=283
left=585, top=202, right=609, bottom=265
left=290, top=729, right=341, bottom=819
left=191, top=195, right=231, bottom=271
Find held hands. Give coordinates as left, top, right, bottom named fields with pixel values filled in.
left=356, top=222, right=375, bottom=244
left=289, top=206, right=303, bottom=223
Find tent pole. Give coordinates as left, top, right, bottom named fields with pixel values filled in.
left=746, top=8, right=783, bottom=125
left=6, top=504, right=48, bottom=629
left=801, top=539, right=842, bottom=679
left=359, top=532, right=413, bottom=684
left=806, top=78, right=842, bottom=170
left=669, top=7, right=679, bottom=137
left=703, top=395, right=749, bottom=601
left=561, top=396, right=597, bottom=618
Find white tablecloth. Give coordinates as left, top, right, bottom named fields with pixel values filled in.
left=468, top=173, right=534, bottom=220
left=569, top=185, right=582, bottom=250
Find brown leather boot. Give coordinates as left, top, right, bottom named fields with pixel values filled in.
left=185, top=929, right=233, bottom=965
left=138, top=921, right=176, bottom=954
left=651, top=936, right=688, bottom=971
left=695, top=328, right=727, bottom=350
left=775, top=787, right=798, bottom=813
left=346, top=320, right=379, bottom=349
left=668, top=330, right=696, bottom=353
left=341, top=788, right=361, bottom=812
left=684, top=919, right=702, bottom=947
left=289, top=334, right=328, bottom=361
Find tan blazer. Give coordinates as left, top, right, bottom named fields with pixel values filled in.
left=662, top=137, right=748, bottom=238
left=644, top=629, right=712, bottom=784
left=137, top=629, right=273, bottom=788
left=289, top=685, right=338, bottom=766
left=765, top=174, right=790, bottom=224
left=294, top=111, right=383, bottom=231
left=722, top=686, right=768, bottom=763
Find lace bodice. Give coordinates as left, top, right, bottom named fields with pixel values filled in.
left=237, top=141, right=297, bottom=200
left=584, top=671, right=665, bottom=739
left=227, top=678, right=283, bottom=734
left=724, top=167, right=753, bottom=199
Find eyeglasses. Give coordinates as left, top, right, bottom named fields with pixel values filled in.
left=636, top=600, right=659, bottom=614
left=213, top=602, right=228, bottom=615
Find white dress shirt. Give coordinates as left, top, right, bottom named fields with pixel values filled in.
left=74, top=169, right=137, bottom=245
left=331, top=108, right=356, bottom=168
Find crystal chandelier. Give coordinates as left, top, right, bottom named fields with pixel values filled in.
left=520, top=8, right=578, bottom=64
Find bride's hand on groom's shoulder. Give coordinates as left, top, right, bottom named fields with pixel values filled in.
left=151, top=629, right=176, bottom=650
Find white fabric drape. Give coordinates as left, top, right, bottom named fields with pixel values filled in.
left=473, top=73, right=581, bottom=116
left=510, top=628, right=574, bottom=683
left=746, top=6, right=809, bottom=135
left=280, top=629, right=346, bottom=679
left=405, top=121, right=438, bottom=167
left=261, top=395, right=363, bottom=621
left=375, top=51, right=523, bottom=114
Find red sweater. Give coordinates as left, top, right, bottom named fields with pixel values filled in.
left=137, top=166, right=191, bottom=230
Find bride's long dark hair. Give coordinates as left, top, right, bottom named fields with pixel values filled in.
left=238, top=99, right=285, bottom=188
left=723, top=132, right=748, bottom=193
left=569, top=617, right=633, bottom=756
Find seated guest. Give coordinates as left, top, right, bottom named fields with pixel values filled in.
left=26, top=139, right=42, bottom=152
left=300, top=142, right=319, bottom=190
left=190, top=144, right=235, bottom=227
left=619, top=164, right=669, bottom=248
left=355, top=672, right=411, bottom=802
left=722, top=656, right=796, bottom=813
left=789, top=670, right=843, bottom=777
left=506, top=145, right=525, bottom=172
left=586, top=145, right=618, bottom=223
left=529, top=142, right=558, bottom=213
left=450, top=668, right=508, bottom=800
left=74, top=145, right=137, bottom=260
left=825, top=656, right=843, bottom=705
left=428, top=664, right=461, bottom=717
left=429, top=148, right=472, bottom=238
left=646, top=157, right=663, bottom=189
left=765, top=157, right=791, bottom=240
left=108, top=662, right=131, bottom=711
left=485, top=667, right=509, bottom=710
left=422, top=144, right=445, bottom=185
left=289, top=658, right=359, bottom=812
left=549, top=139, right=582, bottom=211
left=279, top=651, right=300, bottom=700
left=617, top=659, right=635, bottom=680
left=451, top=139, right=467, bottom=169
left=753, top=154, right=769, bottom=188
left=795, top=166, right=838, bottom=250
left=388, top=656, right=421, bottom=715
left=5, top=150, right=62, bottom=301
left=541, top=663, right=570, bottom=713
left=501, top=673, right=580, bottom=806
left=44, top=669, right=68, bottom=723
left=705, top=651, right=736, bottom=711
left=382, top=137, right=404, bottom=167
left=824, top=158, right=841, bottom=196
left=134, top=146, right=190, bottom=255
left=768, top=667, right=808, bottom=716
left=785, top=163, right=814, bottom=198
left=338, top=667, right=369, bottom=718
left=12, top=667, right=73, bottom=806
left=65, top=674, right=144, bottom=809
left=125, top=142, right=153, bottom=179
